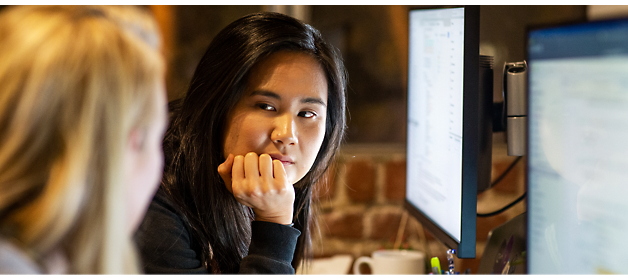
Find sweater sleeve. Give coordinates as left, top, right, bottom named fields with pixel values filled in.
left=134, top=189, right=302, bottom=274
left=239, top=221, right=301, bottom=274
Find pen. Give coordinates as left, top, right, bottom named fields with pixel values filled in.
left=447, top=249, right=455, bottom=275
left=431, top=257, right=442, bottom=275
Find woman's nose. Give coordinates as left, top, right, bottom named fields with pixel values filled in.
left=271, top=114, right=297, bottom=146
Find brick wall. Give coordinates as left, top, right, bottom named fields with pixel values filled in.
left=310, top=133, right=526, bottom=274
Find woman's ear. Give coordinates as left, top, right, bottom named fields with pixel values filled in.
left=128, top=128, right=146, bottom=152
left=124, top=129, right=143, bottom=172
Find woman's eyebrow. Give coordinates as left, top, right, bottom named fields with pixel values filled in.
left=250, top=90, right=326, bottom=107
left=302, top=97, right=326, bottom=107
left=250, top=90, right=280, bottom=100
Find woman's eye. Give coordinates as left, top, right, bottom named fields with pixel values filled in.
left=299, top=111, right=316, bottom=118
left=258, top=103, right=275, bottom=111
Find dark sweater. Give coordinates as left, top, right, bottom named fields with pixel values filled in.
left=134, top=188, right=301, bottom=274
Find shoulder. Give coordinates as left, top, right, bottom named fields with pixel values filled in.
left=136, top=188, right=189, bottom=241
left=134, top=188, right=207, bottom=274
left=0, top=238, right=41, bottom=274
left=135, top=188, right=191, bottom=258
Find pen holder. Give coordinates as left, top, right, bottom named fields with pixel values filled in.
left=352, top=250, right=425, bottom=274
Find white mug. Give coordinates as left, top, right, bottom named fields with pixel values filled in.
left=352, top=250, right=426, bottom=274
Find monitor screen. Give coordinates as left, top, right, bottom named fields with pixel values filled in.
left=527, top=18, right=628, bottom=274
left=405, top=6, right=488, bottom=259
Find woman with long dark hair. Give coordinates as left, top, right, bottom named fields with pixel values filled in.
left=135, top=12, right=347, bottom=274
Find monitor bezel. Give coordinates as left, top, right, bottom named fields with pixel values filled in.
left=404, top=5, right=484, bottom=259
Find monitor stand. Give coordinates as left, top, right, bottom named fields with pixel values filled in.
left=477, top=212, right=527, bottom=274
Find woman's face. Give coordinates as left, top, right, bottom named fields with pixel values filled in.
left=223, top=51, right=328, bottom=185
left=125, top=83, right=168, bottom=232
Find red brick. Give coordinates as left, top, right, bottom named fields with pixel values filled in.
left=490, top=158, right=522, bottom=194
left=313, top=162, right=337, bottom=201
left=423, top=226, right=436, bottom=241
left=476, top=214, right=508, bottom=241
left=385, top=160, right=406, bottom=201
left=368, top=212, right=402, bottom=240
left=322, top=211, right=364, bottom=239
left=345, top=160, right=376, bottom=202
left=404, top=219, right=419, bottom=240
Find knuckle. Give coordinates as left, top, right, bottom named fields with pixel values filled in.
left=245, top=182, right=260, bottom=194
left=264, top=182, right=276, bottom=194
left=232, top=187, right=244, bottom=198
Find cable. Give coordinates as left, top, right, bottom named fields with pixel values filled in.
left=491, top=156, right=522, bottom=187
left=477, top=156, right=525, bottom=217
left=477, top=191, right=526, bottom=217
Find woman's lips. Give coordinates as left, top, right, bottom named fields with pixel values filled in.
left=270, top=154, right=295, bottom=165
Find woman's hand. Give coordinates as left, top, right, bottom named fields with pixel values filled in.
left=217, top=152, right=294, bottom=225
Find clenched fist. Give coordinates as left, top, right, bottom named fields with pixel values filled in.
left=217, top=152, right=294, bottom=225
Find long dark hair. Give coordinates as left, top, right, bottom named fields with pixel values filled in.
left=160, top=12, right=347, bottom=273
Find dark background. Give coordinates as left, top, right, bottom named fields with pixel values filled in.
left=160, top=5, right=586, bottom=143
left=0, top=5, right=587, bottom=143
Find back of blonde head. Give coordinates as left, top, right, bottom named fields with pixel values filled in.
left=0, top=6, right=164, bottom=273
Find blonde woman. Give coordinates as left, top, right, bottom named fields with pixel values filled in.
left=0, top=6, right=167, bottom=273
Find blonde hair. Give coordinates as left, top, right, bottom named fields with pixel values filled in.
left=0, top=5, right=164, bottom=273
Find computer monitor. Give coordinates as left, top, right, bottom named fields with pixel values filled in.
left=527, top=18, right=628, bottom=274
left=404, top=5, right=491, bottom=259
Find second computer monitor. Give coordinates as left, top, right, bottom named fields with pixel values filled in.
left=405, top=5, right=490, bottom=259
left=527, top=17, right=628, bottom=274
